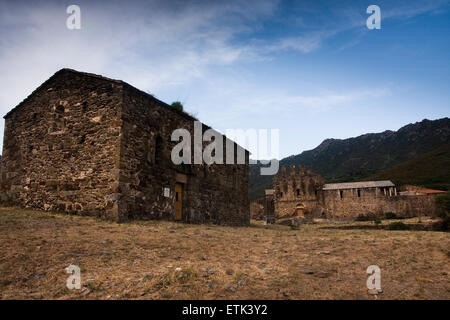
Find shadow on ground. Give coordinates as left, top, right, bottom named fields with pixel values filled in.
left=319, top=222, right=448, bottom=232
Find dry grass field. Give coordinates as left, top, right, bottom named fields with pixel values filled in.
left=0, top=206, right=448, bottom=300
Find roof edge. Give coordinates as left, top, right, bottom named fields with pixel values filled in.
left=3, top=68, right=250, bottom=153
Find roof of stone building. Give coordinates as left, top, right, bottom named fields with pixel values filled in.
left=4, top=68, right=195, bottom=121
left=414, top=188, right=447, bottom=194
left=4, top=68, right=250, bottom=153
left=322, top=180, right=395, bottom=190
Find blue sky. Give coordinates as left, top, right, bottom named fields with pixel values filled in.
left=0, top=0, right=449, bottom=159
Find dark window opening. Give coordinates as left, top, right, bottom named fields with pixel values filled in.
left=82, top=102, right=88, bottom=113
left=155, top=135, right=164, bottom=165
left=280, top=192, right=283, bottom=198
left=56, top=105, right=65, bottom=113
left=339, top=190, right=343, bottom=199
left=296, top=189, right=300, bottom=196
left=78, top=135, right=86, bottom=144
left=357, top=189, right=361, bottom=197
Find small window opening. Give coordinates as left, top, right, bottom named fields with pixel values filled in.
left=56, top=105, right=65, bottom=113
left=82, top=102, right=88, bottom=113
left=155, top=135, right=164, bottom=165
left=78, top=135, right=86, bottom=144
left=296, top=189, right=300, bottom=196
left=357, top=189, right=361, bottom=197
left=339, top=190, right=343, bottom=199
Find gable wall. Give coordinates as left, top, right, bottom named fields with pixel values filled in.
left=0, top=71, right=123, bottom=220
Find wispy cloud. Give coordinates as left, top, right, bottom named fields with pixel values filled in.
left=263, top=31, right=333, bottom=54
left=0, top=0, right=448, bottom=157
left=225, top=88, right=392, bottom=116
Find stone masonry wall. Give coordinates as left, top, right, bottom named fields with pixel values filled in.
left=273, top=165, right=325, bottom=218
left=0, top=70, right=122, bottom=220
left=323, top=188, right=438, bottom=219
left=118, top=85, right=250, bottom=225
left=0, top=69, right=250, bottom=226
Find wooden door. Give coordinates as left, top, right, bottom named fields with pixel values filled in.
left=174, top=183, right=183, bottom=220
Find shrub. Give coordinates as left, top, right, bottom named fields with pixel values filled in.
left=432, top=217, right=449, bottom=232
left=434, top=192, right=450, bottom=231
left=170, top=101, right=184, bottom=112
left=385, top=212, right=397, bottom=219
left=290, top=224, right=300, bottom=230
left=435, top=192, right=450, bottom=218
left=388, top=222, right=410, bottom=230
left=355, top=214, right=370, bottom=221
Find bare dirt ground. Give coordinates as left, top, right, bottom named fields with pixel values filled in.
left=0, top=206, right=448, bottom=300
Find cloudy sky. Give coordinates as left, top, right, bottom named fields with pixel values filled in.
left=0, top=0, right=449, bottom=159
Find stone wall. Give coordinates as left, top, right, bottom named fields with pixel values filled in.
left=250, top=197, right=264, bottom=220
left=323, top=188, right=438, bottom=219
left=273, top=165, right=325, bottom=218
left=0, top=69, right=250, bottom=226
left=118, top=84, right=250, bottom=225
left=0, top=70, right=122, bottom=220
left=269, top=163, right=438, bottom=221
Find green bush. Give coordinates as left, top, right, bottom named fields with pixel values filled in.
left=385, top=212, right=397, bottom=219
left=355, top=214, right=370, bottom=221
left=433, top=192, right=450, bottom=231
left=385, top=212, right=405, bottom=220
left=170, top=101, right=184, bottom=112
left=435, top=192, right=450, bottom=218
left=388, top=222, right=410, bottom=230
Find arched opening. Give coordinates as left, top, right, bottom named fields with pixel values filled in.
left=295, top=203, right=305, bottom=217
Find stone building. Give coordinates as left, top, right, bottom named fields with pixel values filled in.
left=0, top=69, right=250, bottom=226
left=272, top=164, right=325, bottom=218
left=266, top=165, right=438, bottom=220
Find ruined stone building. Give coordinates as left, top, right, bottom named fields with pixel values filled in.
left=272, top=165, right=325, bottom=218
left=0, top=69, right=250, bottom=226
left=266, top=165, right=438, bottom=220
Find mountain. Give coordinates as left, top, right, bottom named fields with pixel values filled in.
left=250, top=118, right=450, bottom=200
left=367, top=142, right=450, bottom=191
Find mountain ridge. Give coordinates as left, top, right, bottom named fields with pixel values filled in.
left=250, top=117, right=450, bottom=200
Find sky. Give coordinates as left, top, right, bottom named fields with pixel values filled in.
left=0, top=0, right=449, bottom=159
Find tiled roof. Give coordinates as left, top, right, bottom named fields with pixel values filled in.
left=323, top=180, right=395, bottom=190
left=415, top=188, right=446, bottom=194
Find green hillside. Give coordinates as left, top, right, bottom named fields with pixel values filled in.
left=249, top=118, right=450, bottom=200
left=367, top=143, right=450, bottom=191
